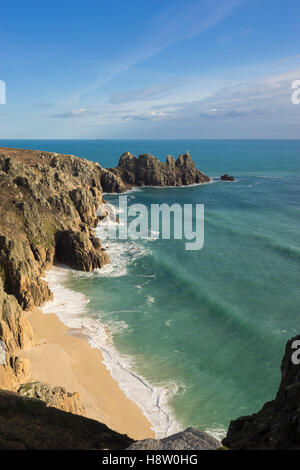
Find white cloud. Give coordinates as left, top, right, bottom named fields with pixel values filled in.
left=115, top=68, right=300, bottom=122
left=51, top=108, right=98, bottom=118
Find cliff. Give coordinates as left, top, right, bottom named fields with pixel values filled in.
left=223, top=335, right=300, bottom=450
left=0, top=147, right=121, bottom=396
left=110, top=151, right=210, bottom=188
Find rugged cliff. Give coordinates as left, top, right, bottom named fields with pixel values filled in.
left=223, top=335, right=300, bottom=450
left=0, top=147, right=121, bottom=395
left=111, top=151, right=210, bottom=187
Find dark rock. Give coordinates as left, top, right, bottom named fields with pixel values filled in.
left=55, top=227, right=109, bottom=272
left=0, top=389, right=133, bottom=450
left=222, top=335, right=300, bottom=450
left=221, top=174, right=235, bottom=181
left=127, top=427, right=221, bottom=450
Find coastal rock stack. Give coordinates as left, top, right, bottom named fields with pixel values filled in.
left=111, top=151, right=210, bottom=187
left=221, top=174, right=235, bottom=181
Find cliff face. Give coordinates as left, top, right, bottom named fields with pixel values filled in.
left=0, top=147, right=120, bottom=396
left=0, top=148, right=116, bottom=307
left=0, top=277, right=36, bottom=390
left=111, top=151, right=210, bottom=188
left=223, top=335, right=300, bottom=450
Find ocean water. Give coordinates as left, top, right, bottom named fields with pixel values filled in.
left=2, top=139, right=300, bottom=439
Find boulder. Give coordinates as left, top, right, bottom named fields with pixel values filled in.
left=221, top=174, right=235, bottom=181
left=128, top=427, right=221, bottom=450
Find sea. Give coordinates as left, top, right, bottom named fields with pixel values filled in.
left=1, top=139, right=299, bottom=440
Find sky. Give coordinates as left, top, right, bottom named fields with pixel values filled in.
left=1, top=0, right=300, bottom=139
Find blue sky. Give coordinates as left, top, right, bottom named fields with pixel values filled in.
left=1, top=0, right=300, bottom=138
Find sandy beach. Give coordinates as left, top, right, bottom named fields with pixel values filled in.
left=20, top=308, right=154, bottom=441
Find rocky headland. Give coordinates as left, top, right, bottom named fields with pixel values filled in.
left=110, top=151, right=211, bottom=188
left=0, top=146, right=297, bottom=450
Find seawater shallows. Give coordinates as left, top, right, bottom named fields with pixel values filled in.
left=17, top=138, right=299, bottom=442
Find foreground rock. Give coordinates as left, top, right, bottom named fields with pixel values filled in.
left=128, top=427, right=221, bottom=450
left=111, top=151, right=210, bottom=188
left=18, top=382, right=85, bottom=416
left=221, top=174, right=235, bottom=181
left=223, top=335, right=300, bottom=450
left=0, top=389, right=133, bottom=450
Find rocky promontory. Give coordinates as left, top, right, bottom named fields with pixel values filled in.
left=110, top=151, right=210, bottom=188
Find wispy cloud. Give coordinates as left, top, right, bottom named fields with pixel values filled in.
left=109, top=80, right=184, bottom=104
left=50, top=108, right=98, bottom=118
left=117, top=69, right=300, bottom=122
left=75, top=0, right=246, bottom=100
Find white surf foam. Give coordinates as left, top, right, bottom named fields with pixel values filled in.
left=204, top=425, right=227, bottom=442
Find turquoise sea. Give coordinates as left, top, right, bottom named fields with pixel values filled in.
left=1, top=139, right=300, bottom=438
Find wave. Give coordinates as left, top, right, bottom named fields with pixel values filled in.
left=205, top=215, right=300, bottom=259
left=103, top=179, right=219, bottom=197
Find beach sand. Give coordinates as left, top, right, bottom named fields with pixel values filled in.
left=20, top=308, right=155, bottom=441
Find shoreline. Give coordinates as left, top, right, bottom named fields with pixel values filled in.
left=20, top=307, right=154, bottom=441
left=39, top=266, right=183, bottom=439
